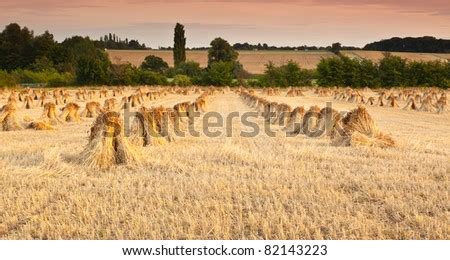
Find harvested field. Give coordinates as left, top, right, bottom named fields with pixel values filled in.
left=0, top=87, right=449, bottom=239
left=341, top=50, right=450, bottom=63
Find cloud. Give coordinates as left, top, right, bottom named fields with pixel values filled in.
left=1, top=0, right=448, bottom=16
left=1, top=0, right=448, bottom=48
left=0, top=0, right=107, bottom=10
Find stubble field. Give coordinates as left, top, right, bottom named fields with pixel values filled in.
left=0, top=87, right=449, bottom=239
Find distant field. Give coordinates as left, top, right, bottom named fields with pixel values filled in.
left=107, top=50, right=336, bottom=74
left=107, top=49, right=450, bottom=74
left=341, top=51, right=450, bottom=63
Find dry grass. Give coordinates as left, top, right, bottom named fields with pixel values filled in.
left=0, top=88, right=449, bottom=240
left=331, top=106, right=396, bottom=148
left=78, top=112, right=142, bottom=170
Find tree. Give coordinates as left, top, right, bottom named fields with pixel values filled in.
left=173, top=23, right=186, bottom=66
left=109, top=64, right=140, bottom=85
left=378, top=53, right=407, bottom=86
left=364, top=36, right=450, bottom=53
left=331, top=42, right=342, bottom=54
left=32, top=31, right=57, bottom=59
left=29, top=56, right=54, bottom=71
left=208, top=38, right=238, bottom=66
left=200, top=61, right=234, bottom=86
left=355, top=59, right=378, bottom=87
left=316, top=57, right=345, bottom=86
left=139, top=70, right=168, bottom=85
left=140, top=55, right=169, bottom=73
left=175, top=61, right=202, bottom=77
left=261, top=61, right=312, bottom=87
left=75, top=49, right=111, bottom=85
left=0, top=23, right=34, bottom=71
left=173, top=74, right=192, bottom=86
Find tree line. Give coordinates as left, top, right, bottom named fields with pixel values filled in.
left=316, top=53, right=450, bottom=88
left=96, top=33, right=147, bottom=50
left=364, top=36, right=450, bottom=53
left=0, top=23, right=247, bottom=87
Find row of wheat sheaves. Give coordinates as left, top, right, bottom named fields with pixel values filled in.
left=0, top=86, right=225, bottom=169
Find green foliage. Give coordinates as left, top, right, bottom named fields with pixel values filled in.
left=109, top=64, right=141, bottom=85
left=173, top=23, right=186, bottom=66
left=0, top=69, right=73, bottom=87
left=174, top=61, right=202, bottom=77
left=0, top=23, right=35, bottom=71
left=261, top=61, right=312, bottom=87
left=173, top=74, right=192, bottom=86
left=354, top=59, right=379, bottom=87
left=75, top=50, right=111, bottom=85
left=141, top=55, right=169, bottom=73
left=199, top=61, right=234, bottom=86
left=246, top=78, right=264, bottom=87
left=46, top=71, right=74, bottom=86
left=331, top=42, right=342, bottom=54
left=139, top=70, right=168, bottom=85
left=316, top=54, right=449, bottom=88
left=32, top=31, right=57, bottom=59
left=0, top=70, right=18, bottom=86
left=208, top=38, right=238, bottom=65
left=378, top=53, right=407, bottom=87
left=364, top=36, right=450, bottom=53
left=232, top=61, right=251, bottom=80
left=29, top=56, right=55, bottom=71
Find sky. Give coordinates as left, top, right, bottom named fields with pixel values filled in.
left=0, top=0, right=449, bottom=48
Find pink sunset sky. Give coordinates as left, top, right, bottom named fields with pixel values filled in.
left=0, top=0, right=449, bottom=48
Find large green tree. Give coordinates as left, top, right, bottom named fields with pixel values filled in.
left=0, top=23, right=34, bottom=71
left=262, top=61, right=312, bottom=87
left=208, top=38, right=238, bottom=66
left=331, top=42, right=342, bottom=54
left=173, top=23, right=186, bottom=66
left=75, top=49, right=111, bottom=85
left=200, top=61, right=234, bottom=86
left=378, top=53, right=407, bottom=87
left=140, top=55, right=169, bottom=73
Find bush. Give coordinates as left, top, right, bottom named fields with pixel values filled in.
left=139, top=70, right=168, bottom=85
left=315, top=54, right=449, bottom=88
left=175, top=61, right=202, bottom=78
left=199, top=61, right=234, bottom=86
left=378, top=53, right=407, bottom=87
left=3, top=69, right=74, bottom=87
left=0, top=69, right=18, bottom=86
left=109, top=64, right=140, bottom=85
left=246, top=78, right=264, bottom=87
left=29, top=56, right=55, bottom=71
left=47, top=72, right=74, bottom=86
left=173, top=74, right=192, bottom=86
left=208, top=38, right=238, bottom=65
left=141, top=55, right=169, bottom=73
left=261, top=61, right=312, bottom=87
left=75, top=50, right=111, bottom=85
